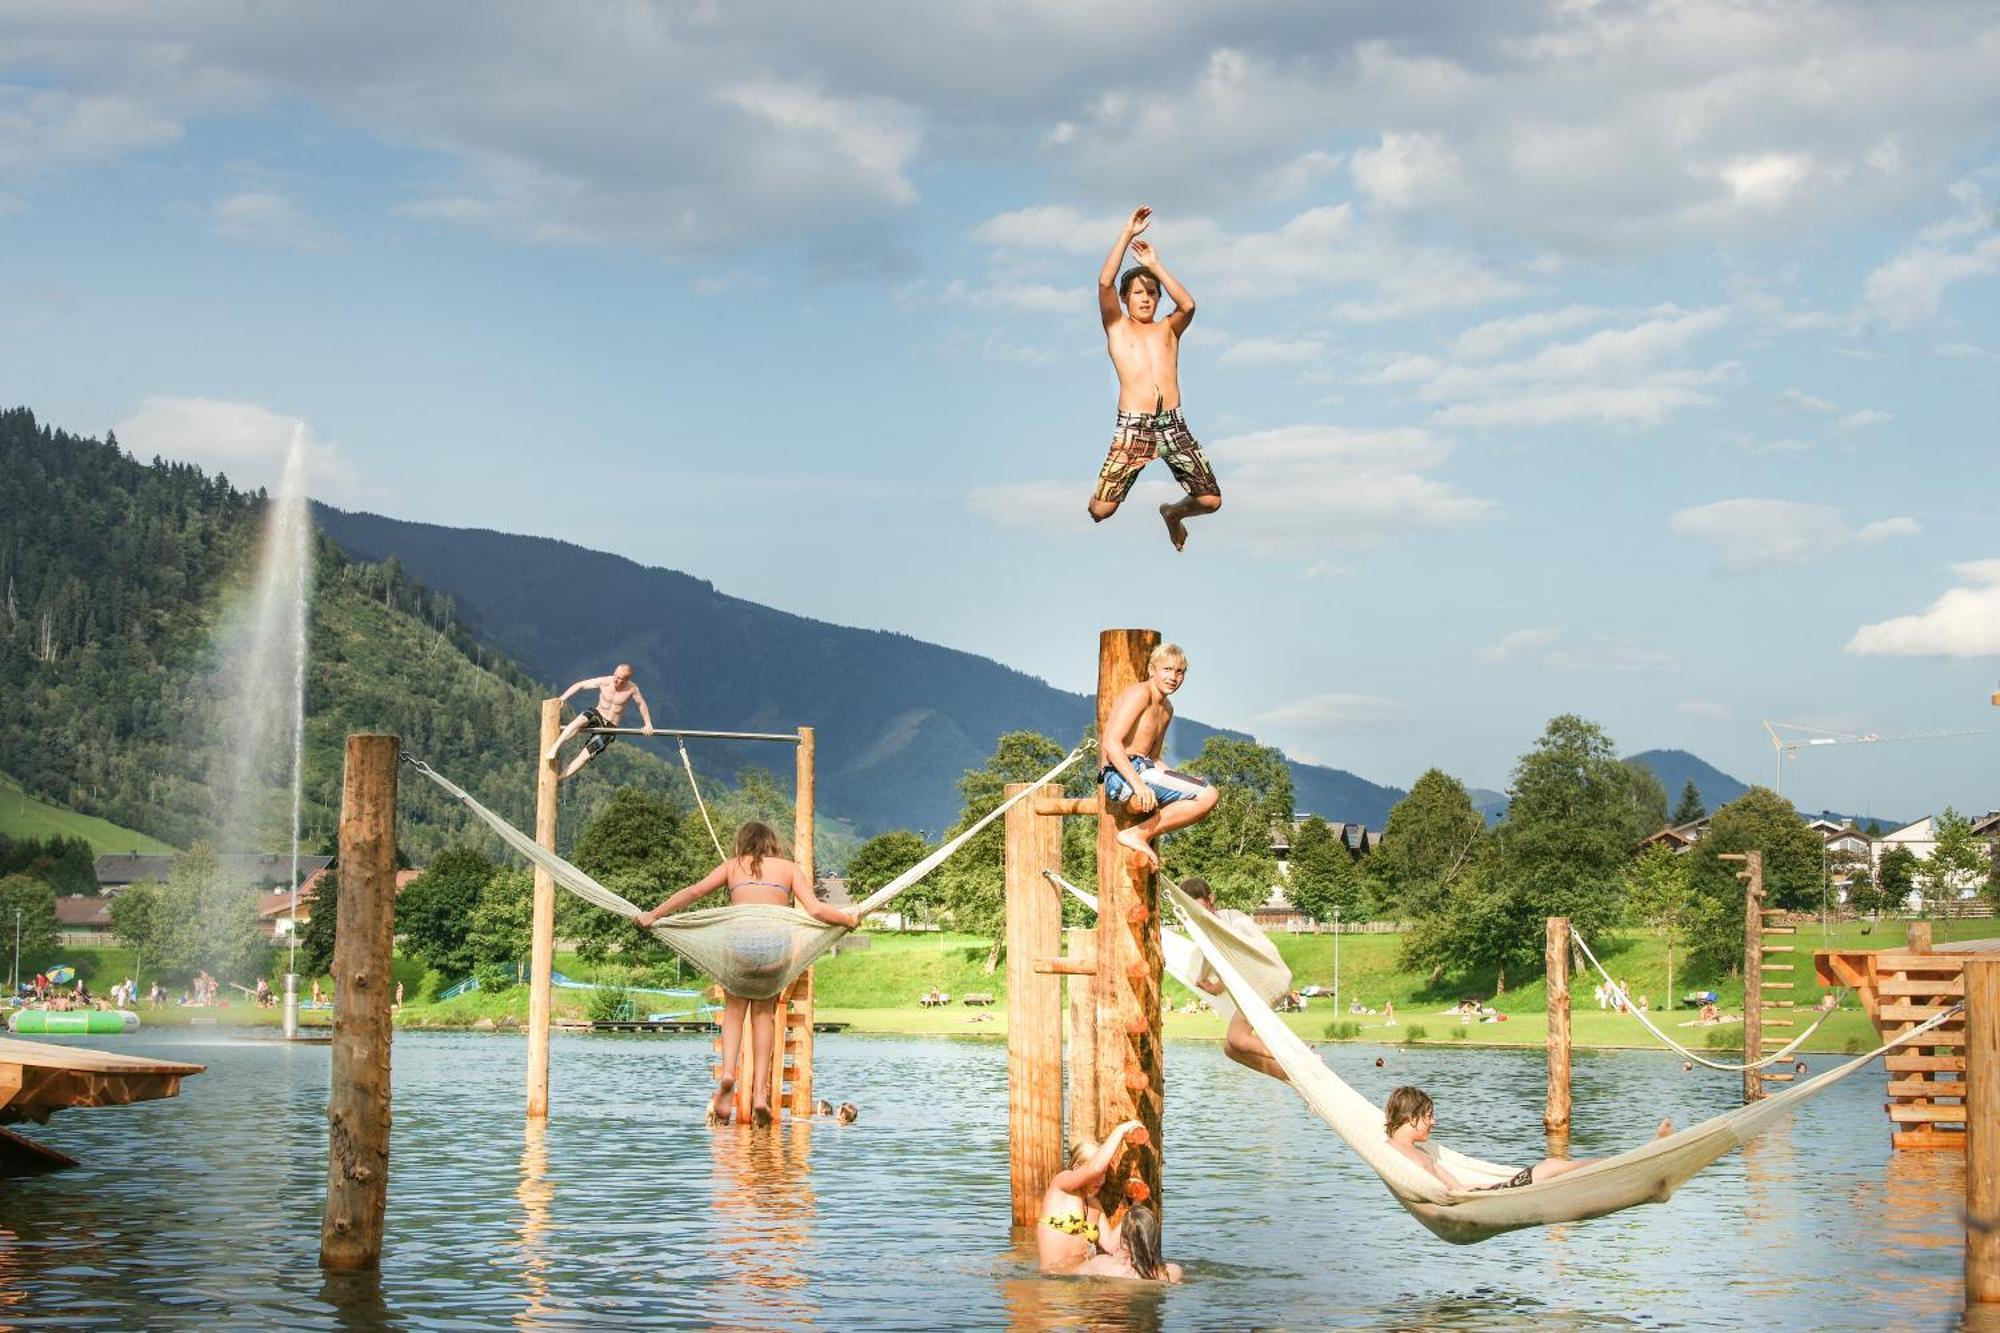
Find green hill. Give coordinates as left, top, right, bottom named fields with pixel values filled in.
left=0, top=772, right=177, bottom=854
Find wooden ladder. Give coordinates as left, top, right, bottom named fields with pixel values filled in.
left=713, top=968, right=817, bottom=1122
left=1753, top=905, right=1799, bottom=1089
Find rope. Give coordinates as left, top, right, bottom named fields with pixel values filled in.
left=1569, top=925, right=1844, bottom=1072
left=676, top=734, right=727, bottom=861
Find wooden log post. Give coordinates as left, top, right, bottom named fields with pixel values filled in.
left=526, top=699, right=560, bottom=1120
left=1736, top=851, right=1765, bottom=1104
left=1545, top=917, right=1571, bottom=1132
left=1093, top=628, right=1164, bottom=1212
left=1005, top=782, right=1065, bottom=1227
left=783, top=727, right=818, bottom=1119
left=1066, top=926, right=1099, bottom=1154
left=1910, top=920, right=1934, bottom=954
left=1968, top=957, right=2000, bottom=1303
left=322, top=734, right=399, bottom=1271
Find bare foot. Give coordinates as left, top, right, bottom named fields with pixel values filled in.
left=752, top=1103, right=773, bottom=1128
left=1115, top=827, right=1160, bottom=869
left=1160, top=503, right=1188, bottom=551
left=1655, top=1118, right=1674, bottom=1139
left=709, top=1079, right=735, bottom=1126
left=544, top=745, right=559, bottom=762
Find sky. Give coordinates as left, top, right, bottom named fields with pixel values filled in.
left=4, top=1, right=1999, bottom=822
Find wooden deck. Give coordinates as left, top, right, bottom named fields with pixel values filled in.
left=0, top=1035, right=206, bottom=1174
left=1816, top=935, right=1989, bottom=1150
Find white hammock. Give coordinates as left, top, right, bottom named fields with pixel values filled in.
left=1042, top=869, right=1295, bottom=1023
left=1568, top=925, right=1841, bottom=1073
left=404, top=749, right=1084, bottom=999
left=1165, top=882, right=1963, bottom=1244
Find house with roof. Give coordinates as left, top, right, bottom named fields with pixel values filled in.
left=1642, top=816, right=1712, bottom=853
left=95, top=852, right=333, bottom=891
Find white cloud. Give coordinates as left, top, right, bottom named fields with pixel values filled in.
left=1350, top=131, right=1459, bottom=211
left=113, top=396, right=363, bottom=502
left=1254, top=692, right=1410, bottom=731
left=1453, top=305, right=1606, bottom=361
left=1857, top=516, right=1922, bottom=544
left=1543, top=640, right=1679, bottom=673
left=1847, top=561, right=2000, bottom=658
left=1934, top=342, right=1998, bottom=361
left=0, top=86, right=181, bottom=171
left=1678, top=699, right=1731, bottom=721
left=1670, top=499, right=1846, bottom=573
left=1834, top=408, right=1892, bottom=431
left=1218, top=337, right=1323, bottom=367
left=1777, top=388, right=1838, bottom=414
left=1669, top=498, right=1922, bottom=573
left=1864, top=177, right=2000, bottom=326
left=211, top=191, right=337, bottom=250
left=1475, top=628, right=1557, bottom=663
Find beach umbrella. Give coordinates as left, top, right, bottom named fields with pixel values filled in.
left=45, top=965, right=75, bottom=984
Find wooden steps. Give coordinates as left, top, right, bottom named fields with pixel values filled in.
left=1816, top=933, right=1969, bottom=1150
left=711, top=968, right=818, bottom=1122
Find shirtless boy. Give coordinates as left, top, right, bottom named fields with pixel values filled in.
left=546, top=664, right=655, bottom=781
left=1384, top=1086, right=1671, bottom=1191
left=1089, top=206, right=1220, bottom=550
left=1100, top=642, right=1218, bottom=869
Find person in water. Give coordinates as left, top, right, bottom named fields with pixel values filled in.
left=546, top=663, right=656, bottom=781
left=1100, top=642, right=1217, bottom=870
left=1384, top=1086, right=1672, bottom=1190
left=1088, top=205, right=1219, bottom=550
left=1038, top=1120, right=1147, bottom=1274
left=1181, top=877, right=1290, bottom=1083
left=635, top=820, right=857, bottom=1126
left=1073, top=1205, right=1182, bottom=1283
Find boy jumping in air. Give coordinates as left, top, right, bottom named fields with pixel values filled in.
left=1089, top=206, right=1220, bottom=551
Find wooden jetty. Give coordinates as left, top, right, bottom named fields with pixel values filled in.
left=1816, top=923, right=1981, bottom=1150
left=0, top=1036, right=205, bottom=1173
left=567, top=1017, right=850, bottom=1035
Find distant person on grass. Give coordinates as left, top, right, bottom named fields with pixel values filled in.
left=1088, top=206, right=1219, bottom=551
left=546, top=664, right=655, bottom=781
left=1099, top=642, right=1217, bottom=870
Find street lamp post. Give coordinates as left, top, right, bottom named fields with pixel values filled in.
left=11, top=907, right=20, bottom=994
left=1332, top=905, right=1341, bottom=1017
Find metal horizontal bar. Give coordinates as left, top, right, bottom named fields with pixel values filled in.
left=583, top=726, right=801, bottom=744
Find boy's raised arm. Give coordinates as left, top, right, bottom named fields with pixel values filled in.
left=1098, top=206, right=1150, bottom=327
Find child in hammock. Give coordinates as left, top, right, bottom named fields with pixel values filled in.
left=635, top=820, right=858, bottom=1126
left=1384, top=1086, right=1673, bottom=1190
left=1182, top=877, right=1291, bottom=1083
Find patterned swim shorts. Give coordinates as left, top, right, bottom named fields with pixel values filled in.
left=1093, top=408, right=1220, bottom=506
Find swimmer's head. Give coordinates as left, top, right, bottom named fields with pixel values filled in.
left=1119, top=266, right=1160, bottom=320
left=837, top=1102, right=859, bottom=1125
left=815, top=1099, right=834, bottom=1116
left=1123, top=1206, right=1166, bottom=1279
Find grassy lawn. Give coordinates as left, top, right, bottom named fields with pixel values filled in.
left=0, top=773, right=177, bottom=854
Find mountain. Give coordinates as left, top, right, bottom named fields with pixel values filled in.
left=313, top=505, right=1408, bottom=834
left=1625, top=749, right=1751, bottom=818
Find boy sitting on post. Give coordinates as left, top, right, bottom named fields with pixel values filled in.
left=1099, top=642, right=1218, bottom=869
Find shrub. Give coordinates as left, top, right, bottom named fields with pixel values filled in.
left=1323, top=1020, right=1360, bottom=1041
left=1450, top=1026, right=1468, bottom=1041
left=1401, top=1024, right=1428, bottom=1044
left=586, top=983, right=631, bottom=1023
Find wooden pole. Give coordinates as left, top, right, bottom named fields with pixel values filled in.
left=1005, top=782, right=1065, bottom=1227
left=1093, top=628, right=1164, bottom=1212
left=1969, top=958, right=2000, bottom=1303
left=321, top=733, right=398, bottom=1271
left=785, top=727, right=817, bottom=1119
left=1737, top=851, right=1765, bottom=1104
left=1066, top=925, right=1098, bottom=1154
left=1545, top=917, right=1571, bottom=1132
left=526, top=699, right=560, bottom=1120
left=1910, top=920, right=1934, bottom=954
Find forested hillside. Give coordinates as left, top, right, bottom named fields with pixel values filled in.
left=0, top=408, right=722, bottom=862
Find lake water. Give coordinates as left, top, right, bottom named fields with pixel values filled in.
left=0, top=1029, right=1975, bottom=1329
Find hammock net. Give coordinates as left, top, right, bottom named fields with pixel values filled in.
left=1165, top=882, right=1961, bottom=1243
left=405, top=749, right=1083, bottom=1000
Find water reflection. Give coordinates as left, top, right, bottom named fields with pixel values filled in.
left=514, top=1118, right=553, bottom=1327
left=703, top=1120, right=818, bottom=1329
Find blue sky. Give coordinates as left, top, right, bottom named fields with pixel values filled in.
left=5, top=2, right=1999, bottom=821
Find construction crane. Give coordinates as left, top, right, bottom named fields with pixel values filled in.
left=1761, top=719, right=1984, bottom=795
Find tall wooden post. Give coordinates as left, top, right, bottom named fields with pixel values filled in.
left=1545, top=917, right=1571, bottom=1132
left=1005, top=783, right=1065, bottom=1227
left=526, top=699, right=560, bottom=1120
left=1093, top=628, right=1164, bottom=1211
left=783, top=727, right=817, bottom=1119
left=1066, top=926, right=1099, bottom=1152
left=1968, top=958, right=2000, bottom=1303
left=1736, top=851, right=1765, bottom=1104
left=322, top=734, right=398, bottom=1271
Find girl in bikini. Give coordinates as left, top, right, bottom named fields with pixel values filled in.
left=636, top=821, right=858, bottom=1126
left=1037, top=1120, right=1148, bottom=1274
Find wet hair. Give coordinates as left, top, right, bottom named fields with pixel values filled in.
left=837, top=1102, right=859, bottom=1124
left=1119, top=266, right=1160, bottom=300
left=1385, top=1085, right=1434, bottom=1135
left=1180, top=876, right=1213, bottom=904
left=734, top=821, right=783, bottom=880
left=1148, top=642, right=1187, bottom=671
left=1069, top=1139, right=1100, bottom=1170
left=1123, top=1205, right=1166, bottom=1280
left=815, top=1098, right=834, bottom=1116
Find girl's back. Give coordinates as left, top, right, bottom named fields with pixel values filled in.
left=729, top=854, right=799, bottom=905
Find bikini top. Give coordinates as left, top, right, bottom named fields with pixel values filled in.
left=732, top=879, right=789, bottom=892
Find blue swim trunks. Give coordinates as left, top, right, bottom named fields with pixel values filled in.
left=1101, top=754, right=1210, bottom=806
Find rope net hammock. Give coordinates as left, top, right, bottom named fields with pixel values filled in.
left=404, top=748, right=1084, bottom=1000
left=1165, top=882, right=1961, bottom=1244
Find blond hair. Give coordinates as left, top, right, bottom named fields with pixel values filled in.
left=1148, top=642, right=1187, bottom=671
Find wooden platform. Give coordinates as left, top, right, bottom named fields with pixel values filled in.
left=1816, top=935, right=1988, bottom=1150
left=0, top=1036, right=206, bottom=1173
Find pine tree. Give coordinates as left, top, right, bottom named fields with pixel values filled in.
left=1672, top=780, right=1706, bottom=826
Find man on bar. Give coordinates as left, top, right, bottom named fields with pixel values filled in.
left=1099, top=641, right=1217, bottom=869
left=546, top=663, right=655, bottom=781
